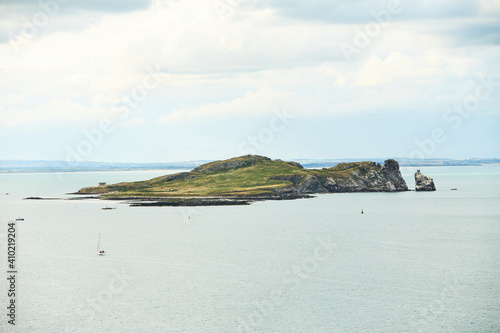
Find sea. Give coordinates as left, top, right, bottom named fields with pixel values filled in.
left=0, top=166, right=499, bottom=332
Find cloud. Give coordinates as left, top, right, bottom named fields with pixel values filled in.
left=0, top=0, right=151, bottom=14
left=0, top=0, right=153, bottom=45
left=158, top=87, right=297, bottom=124
left=261, top=0, right=481, bottom=23
left=259, top=0, right=386, bottom=24
left=123, top=118, right=146, bottom=126
left=0, top=0, right=499, bottom=162
left=352, top=52, right=476, bottom=86
left=445, top=20, right=500, bottom=46
left=479, top=0, right=500, bottom=16
left=0, top=98, right=111, bottom=127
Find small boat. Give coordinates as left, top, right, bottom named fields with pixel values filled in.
left=15, top=218, right=24, bottom=221
left=451, top=188, right=457, bottom=190
left=101, top=207, right=115, bottom=210
left=361, top=209, right=364, bottom=214
left=97, top=233, right=105, bottom=256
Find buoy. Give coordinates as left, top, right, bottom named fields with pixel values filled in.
left=361, top=209, right=364, bottom=214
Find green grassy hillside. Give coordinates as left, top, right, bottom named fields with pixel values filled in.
left=77, top=155, right=407, bottom=198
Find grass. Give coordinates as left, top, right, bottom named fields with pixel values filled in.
left=77, top=156, right=379, bottom=198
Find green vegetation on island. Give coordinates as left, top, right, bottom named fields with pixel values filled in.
left=76, top=155, right=408, bottom=205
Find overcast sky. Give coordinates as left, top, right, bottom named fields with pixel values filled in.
left=1, top=0, right=499, bottom=162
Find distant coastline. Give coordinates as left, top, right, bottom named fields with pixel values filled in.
left=1, top=158, right=498, bottom=173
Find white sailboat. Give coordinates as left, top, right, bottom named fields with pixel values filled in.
left=97, top=233, right=105, bottom=256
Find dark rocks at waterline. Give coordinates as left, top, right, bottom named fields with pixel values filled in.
left=130, top=199, right=251, bottom=207
left=415, top=170, right=436, bottom=191
left=129, top=193, right=313, bottom=207
left=24, top=196, right=100, bottom=200
left=23, top=196, right=62, bottom=200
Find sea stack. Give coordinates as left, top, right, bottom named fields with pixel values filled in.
left=414, top=170, right=436, bottom=191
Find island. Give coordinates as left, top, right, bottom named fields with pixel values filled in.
left=76, top=155, right=409, bottom=206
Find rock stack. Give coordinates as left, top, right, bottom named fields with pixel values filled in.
left=414, top=170, right=436, bottom=191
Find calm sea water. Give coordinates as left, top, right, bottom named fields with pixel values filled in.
left=0, top=166, right=499, bottom=332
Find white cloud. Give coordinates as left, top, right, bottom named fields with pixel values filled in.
left=0, top=0, right=352, bottom=124
left=158, top=87, right=298, bottom=124
left=0, top=0, right=499, bottom=161
left=123, top=118, right=146, bottom=126
left=0, top=98, right=110, bottom=127
left=479, top=0, right=500, bottom=16
left=352, top=51, right=475, bottom=87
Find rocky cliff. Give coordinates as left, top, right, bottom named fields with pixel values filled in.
left=276, top=159, right=408, bottom=194
left=414, top=170, right=436, bottom=191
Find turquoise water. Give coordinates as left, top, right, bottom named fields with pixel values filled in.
left=0, top=166, right=499, bottom=332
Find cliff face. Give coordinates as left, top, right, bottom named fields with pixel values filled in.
left=414, top=170, right=436, bottom=191
left=275, top=159, right=408, bottom=194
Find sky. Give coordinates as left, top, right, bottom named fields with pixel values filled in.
left=0, top=0, right=499, bottom=163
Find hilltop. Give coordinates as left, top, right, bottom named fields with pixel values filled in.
left=76, top=155, right=408, bottom=206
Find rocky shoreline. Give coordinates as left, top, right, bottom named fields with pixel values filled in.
left=118, top=193, right=313, bottom=206
left=25, top=193, right=313, bottom=206
left=129, top=198, right=252, bottom=207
